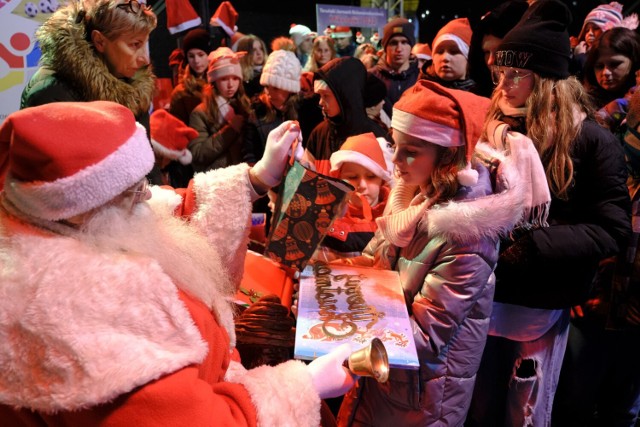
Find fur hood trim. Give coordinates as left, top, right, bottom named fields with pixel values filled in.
left=37, top=4, right=154, bottom=115
left=425, top=143, right=525, bottom=243
left=225, top=360, right=321, bottom=427
left=0, top=229, right=208, bottom=412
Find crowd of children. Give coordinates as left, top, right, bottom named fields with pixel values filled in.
left=6, top=0, right=640, bottom=425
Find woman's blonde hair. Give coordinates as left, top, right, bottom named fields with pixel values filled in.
left=483, top=74, right=594, bottom=199
left=201, top=81, right=251, bottom=125
left=303, top=36, right=336, bottom=72
left=235, top=34, right=268, bottom=81
left=84, top=0, right=156, bottom=41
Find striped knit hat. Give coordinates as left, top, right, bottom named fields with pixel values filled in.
left=579, top=2, right=623, bottom=41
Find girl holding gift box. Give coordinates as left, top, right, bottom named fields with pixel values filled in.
left=335, top=79, right=525, bottom=426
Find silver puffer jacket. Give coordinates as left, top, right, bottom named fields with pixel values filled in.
left=338, top=152, right=524, bottom=427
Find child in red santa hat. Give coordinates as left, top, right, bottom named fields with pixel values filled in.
left=312, top=132, right=393, bottom=262
left=335, top=79, right=524, bottom=426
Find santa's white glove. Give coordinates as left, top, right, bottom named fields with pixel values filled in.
left=307, top=343, right=357, bottom=399
left=252, top=120, right=303, bottom=188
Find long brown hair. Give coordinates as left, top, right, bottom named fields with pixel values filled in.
left=201, top=81, right=251, bottom=125
left=235, top=34, right=268, bottom=81
left=256, top=91, right=299, bottom=123
left=483, top=75, right=595, bottom=199
left=429, top=145, right=467, bottom=202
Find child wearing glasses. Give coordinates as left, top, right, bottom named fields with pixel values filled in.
left=466, top=1, right=631, bottom=426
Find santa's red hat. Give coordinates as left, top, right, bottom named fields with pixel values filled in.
left=165, top=0, right=201, bottom=35
left=392, top=80, right=490, bottom=185
left=210, top=1, right=239, bottom=37
left=433, top=17, right=472, bottom=58
left=150, top=110, right=197, bottom=165
left=0, top=101, right=154, bottom=221
left=330, top=132, right=391, bottom=182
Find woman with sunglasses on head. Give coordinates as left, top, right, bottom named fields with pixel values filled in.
left=466, top=1, right=631, bottom=426
left=20, top=0, right=161, bottom=182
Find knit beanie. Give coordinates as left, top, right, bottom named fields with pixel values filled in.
left=289, top=24, right=317, bottom=47
left=330, top=132, right=392, bottom=182
left=433, top=18, right=472, bottom=58
left=579, top=2, right=623, bottom=41
left=207, top=47, right=245, bottom=82
left=363, top=73, right=387, bottom=108
left=182, top=28, right=211, bottom=56
left=260, top=50, right=301, bottom=93
left=382, top=18, right=416, bottom=48
left=495, top=0, right=572, bottom=80
left=0, top=101, right=154, bottom=221
left=150, top=110, right=197, bottom=165
left=392, top=80, right=490, bottom=186
left=476, top=0, right=529, bottom=39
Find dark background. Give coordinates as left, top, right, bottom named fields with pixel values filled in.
left=150, top=0, right=639, bottom=78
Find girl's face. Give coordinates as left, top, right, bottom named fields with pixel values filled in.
left=432, top=40, right=468, bottom=81
left=94, top=30, right=150, bottom=78
left=392, top=130, right=440, bottom=188
left=265, top=85, right=291, bottom=111
left=251, top=40, right=265, bottom=66
left=594, top=47, right=633, bottom=92
left=584, top=23, right=603, bottom=49
left=214, top=75, right=241, bottom=100
left=495, top=66, right=534, bottom=109
left=339, top=162, right=383, bottom=207
left=316, top=86, right=340, bottom=118
left=187, top=48, right=208, bottom=77
left=314, top=41, right=333, bottom=67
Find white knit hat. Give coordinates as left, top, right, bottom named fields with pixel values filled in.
left=0, top=101, right=154, bottom=221
left=289, top=24, right=317, bottom=47
left=330, top=132, right=391, bottom=182
left=260, top=50, right=301, bottom=93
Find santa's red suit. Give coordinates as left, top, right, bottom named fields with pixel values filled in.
left=0, top=153, right=321, bottom=425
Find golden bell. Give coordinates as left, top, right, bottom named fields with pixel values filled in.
left=347, top=338, right=389, bottom=383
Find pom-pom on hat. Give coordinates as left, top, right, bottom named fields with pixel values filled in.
left=391, top=80, right=490, bottom=186
left=182, top=28, right=211, bottom=56
left=207, top=47, right=245, bottom=82
left=330, top=132, right=392, bottom=182
left=260, top=50, right=301, bottom=93
left=289, top=24, right=317, bottom=47
left=150, top=110, right=197, bottom=165
left=433, top=18, right=472, bottom=58
left=382, top=17, right=416, bottom=48
left=495, top=0, right=572, bottom=80
left=331, top=26, right=352, bottom=38
left=0, top=101, right=154, bottom=221
left=210, top=1, right=239, bottom=37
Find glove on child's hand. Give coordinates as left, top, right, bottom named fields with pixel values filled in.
left=252, top=120, right=303, bottom=188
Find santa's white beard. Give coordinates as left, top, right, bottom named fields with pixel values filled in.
left=78, top=202, right=234, bottom=308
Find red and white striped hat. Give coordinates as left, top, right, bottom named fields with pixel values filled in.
left=0, top=101, right=154, bottom=221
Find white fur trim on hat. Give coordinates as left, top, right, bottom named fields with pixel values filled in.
left=5, top=123, right=154, bottom=221
left=433, top=34, right=470, bottom=58
left=151, top=139, right=193, bottom=165
left=330, top=150, right=391, bottom=182
left=391, top=109, right=464, bottom=147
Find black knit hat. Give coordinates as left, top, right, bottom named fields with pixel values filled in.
left=382, top=18, right=416, bottom=48
left=477, top=0, right=529, bottom=39
left=494, top=0, right=572, bottom=80
left=182, top=28, right=212, bottom=56
left=363, top=73, right=387, bottom=108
